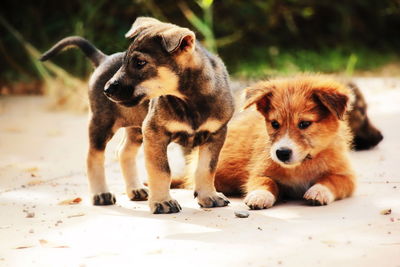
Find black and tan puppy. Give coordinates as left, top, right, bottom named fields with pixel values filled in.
left=41, top=17, right=234, bottom=214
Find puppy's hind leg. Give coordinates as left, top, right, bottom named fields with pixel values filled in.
left=194, top=126, right=230, bottom=208
left=87, top=119, right=116, bottom=205
left=118, top=127, right=149, bottom=201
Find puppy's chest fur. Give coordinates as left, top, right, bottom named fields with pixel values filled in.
left=166, top=119, right=222, bottom=147
left=153, top=96, right=227, bottom=147
left=267, top=159, right=328, bottom=198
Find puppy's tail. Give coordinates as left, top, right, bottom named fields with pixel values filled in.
left=39, top=36, right=106, bottom=67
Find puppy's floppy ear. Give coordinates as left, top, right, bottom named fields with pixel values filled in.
left=243, top=82, right=273, bottom=115
left=313, top=90, right=349, bottom=120
left=125, top=17, right=161, bottom=38
left=160, top=28, right=195, bottom=53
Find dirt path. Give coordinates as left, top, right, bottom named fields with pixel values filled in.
left=0, top=78, right=399, bottom=267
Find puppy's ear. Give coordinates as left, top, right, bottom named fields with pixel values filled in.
left=125, top=17, right=160, bottom=38
left=313, top=90, right=349, bottom=120
left=243, top=82, right=273, bottom=115
left=160, top=28, right=195, bottom=53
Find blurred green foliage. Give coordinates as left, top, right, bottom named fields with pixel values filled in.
left=1, top=0, right=400, bottom=85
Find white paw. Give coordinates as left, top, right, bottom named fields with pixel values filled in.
left=244, top=190, right=276, bottom=210
left=304, top=184, right=334, bottom=206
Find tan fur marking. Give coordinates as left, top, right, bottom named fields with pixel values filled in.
left=136, top=67, right=185, bottom=99
left=198, top=119, right=222, bottom=133
left=164, top=121, right=194, bottom=134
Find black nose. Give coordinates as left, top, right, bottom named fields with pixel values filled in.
left=104, top=80, right=120, bottom=96
left=276, top=148, right=292, bottom=162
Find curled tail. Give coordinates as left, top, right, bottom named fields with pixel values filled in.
left=39, top=36, right=107, bottom=67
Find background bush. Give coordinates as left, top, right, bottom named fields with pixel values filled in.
left=1, top=0, right=400, bottom=86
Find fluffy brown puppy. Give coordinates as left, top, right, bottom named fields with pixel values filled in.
left=213, top=75, right=356, bottom=209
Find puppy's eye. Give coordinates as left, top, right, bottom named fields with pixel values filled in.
left=298, top=121, right=312, bottom=129
left=134, top=60, right=147, bottom=69
left=271, top=120, right=280, bottom=130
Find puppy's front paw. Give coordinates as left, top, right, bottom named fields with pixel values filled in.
left=304, top=184, right=334, bottom=206
left=244, top=190, right=276, bottom=210
left=93, top=192, right=116, bottom=205
left=127, top=187, right=149, bottom=201
left=195, top=191, right=230, bottom=208
left=150, top=198, right=182, bottom=214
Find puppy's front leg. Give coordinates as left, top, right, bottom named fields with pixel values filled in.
left=143, top=125, right=181, bottom=214
left=244, top=177, right=279, bottom=210
left=194, top=126, right=230, bottom=208
left=304, top=173, right=356, bottom=206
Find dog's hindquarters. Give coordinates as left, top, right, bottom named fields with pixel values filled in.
left=347, top=82, right=383, bottom=150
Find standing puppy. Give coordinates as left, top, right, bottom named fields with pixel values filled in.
left=41, top=17, right=234, bottom=214
left=106, top=17, right=234, bottom=213
left=213, top=76, right=356, bottom=209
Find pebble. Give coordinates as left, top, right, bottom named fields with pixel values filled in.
left=234, top=210, right=250, bottom=218
left=26, top=212, right=35, bottom=218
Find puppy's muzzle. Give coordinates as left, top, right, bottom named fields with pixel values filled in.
left=104, top=80, right=120, bottom=98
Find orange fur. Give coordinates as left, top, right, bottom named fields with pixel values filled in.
left=215, top=75, right=356, bottom=208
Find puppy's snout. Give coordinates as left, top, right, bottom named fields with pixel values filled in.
left=276, top=148, right=292, bottom=163
left=104, top=80, right=120, bottom=96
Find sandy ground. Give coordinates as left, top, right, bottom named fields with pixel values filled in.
left=0, top=77, right=399, bottom=267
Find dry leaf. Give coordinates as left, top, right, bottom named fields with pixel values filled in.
left=15, top=246, right=34, bottom=249
left=58, top=197, right=82, bottom=205
left=47, top=130, right=61, bottom=137
left=27, top=180, right=43, bottom=186
left=380, top=209, right=392, bottom=215
left=24, top=167, right=38, bottom=173
left=67, top=213, right=85, bottom=218
left=39, top=239, right=69, bottom=248
left=5, top=127, right=23, bottom=133
left=39, top=239, right=48, bottom=246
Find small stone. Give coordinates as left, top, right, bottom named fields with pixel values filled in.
left=380, top=209, right=392, bottom=215
left=26, top=212, right=35, bottom=218
left=234, top=210, right=250, bottom=218
left=29, top=229, right=34, bottom=234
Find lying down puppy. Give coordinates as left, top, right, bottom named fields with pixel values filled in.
left=178, top=75, right=357, bottom=209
